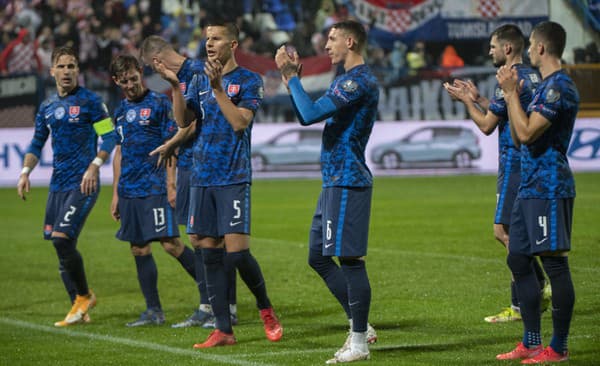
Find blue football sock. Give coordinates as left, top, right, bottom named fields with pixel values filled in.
left=194, top=247, right=209, bottom=305
left=134, top=254, right=161, bottom=311
left=176, top=245, right=196, bottom=280
left=510, top=280, right=519, bottom=308
left=227, top=249, right=271, bottom=310
left=533, top=257, right=547, bottom=289
left=202, top=248, right=232, bottom=333
left=340, top=258, right=371, bottom=333
left=58, top=262, right=77, bottom=303
left=308, top=247, right=351, bottom=318
left=524, top=330, right=542, bottom=348
left=542, top=256, right=574, bottom=354
left=52, top=237, right=89, bottom=296
left=507, top=253, right=541, bottom=347
left=223, top=251, right=237, bottom=308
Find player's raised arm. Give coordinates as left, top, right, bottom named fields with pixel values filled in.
left=444, top=79, right=499, bottom=135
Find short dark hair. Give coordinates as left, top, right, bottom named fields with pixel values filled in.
left=51, top=46, right=78, bottom=65
left=110, top=54, right=142, bottom=78
left=491, top=24, right=525, bottom=54
left=140, top=35, right=173, bottom=63
left=532, top=21, right=567, bottom=58
left=331, top=20, right=367, bottom=52
left=207, top=19, right=240, bottom=41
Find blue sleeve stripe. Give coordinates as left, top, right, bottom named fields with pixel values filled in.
left=289, top=77, right=337, bottom=125
left=99, top=131, right=118, bottom=154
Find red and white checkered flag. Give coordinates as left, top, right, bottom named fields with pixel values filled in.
left=386, top=9, right=412, bottom=33
left=477, top=0, right=501, bottom=18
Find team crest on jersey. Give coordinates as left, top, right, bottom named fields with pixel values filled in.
left=341, top=80, right=358, bottom=92
left=495, top=87, right=504, bottom=99
left=140, top=108, right=151, bottom=120
left=179, top=82, right=187, bottom=93
left=54, top=106, right=65, bottom=119
left=69, top=106, right=80, bottom=118
left=546, top=88, right=561, bottom=103
left=227, top=84, right=240, bottom=96
left=126, top=109, right=136, bottom=122
left=529, top=73, right=540, bottom=84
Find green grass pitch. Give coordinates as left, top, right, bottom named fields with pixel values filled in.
left=1, top=173, right=598, bottom=365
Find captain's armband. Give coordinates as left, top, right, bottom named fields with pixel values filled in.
left=93, top=117, right=114, bottom=136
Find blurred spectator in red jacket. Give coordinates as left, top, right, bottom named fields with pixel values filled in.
left=440, top=45, right=464, bottom=69
left=0, top=28, right=41, bottom=75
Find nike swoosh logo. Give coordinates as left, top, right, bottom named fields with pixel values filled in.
left=535, top=237, right=548, bottom=245
left=59, top=223, right=71, bottom=227
left=324, top=242, right=334, bottom=248
left=116, top=116, right=124, bottom=121
left=45, top=113, right=53, bottom=119
left=208, top=296, right=216, bottom=302
left=199, top=90, right=209, bottom=96
left=155, top=226, right=166, bottom=232
left=230, top=221, right=242, bottom=227
left=349, top=301, right=360, bottom=306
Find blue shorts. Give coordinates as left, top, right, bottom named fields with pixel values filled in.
left=309, top=187, right=372, bottom=257
left=495, top=163, right=520, bottom=225
left=116, top=195, right=179, bottom=244
left=44, top=190, right=98, bottom=240
left=187, top=184, right=251, bottom=237
left=176, top=168, right=192, bottom=225
left=509, top=197, right=574, bottom=255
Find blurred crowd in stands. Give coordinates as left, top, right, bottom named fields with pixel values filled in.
left=1, top=0, right=599, bottom=105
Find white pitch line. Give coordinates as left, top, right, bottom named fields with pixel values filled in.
left=0, top=317, right=275, bottom=366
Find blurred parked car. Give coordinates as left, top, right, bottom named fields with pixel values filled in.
left=252, top=128, right=322, bottom=171
left=370, top=126, right=481, bottom=169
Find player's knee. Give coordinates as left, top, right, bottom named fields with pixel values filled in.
left=52, top=237, right=77, bottom=259
left=130, top=243, right=151, bottom=256
left=540, top=255, right=570, bottom=280
left=188, top=234, right=202, bottom=248
left=308, top=247, right=329, bottom=271
left=339, top=257, right=365, bottom=269
left=202, top=247, right=225, bottom=265
left=506, top=252, right=533, bottom=277
left=161, top=238, right=183, bottom=257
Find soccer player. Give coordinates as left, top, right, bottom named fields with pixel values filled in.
left=152, top=20, right=282, bottom=347
left=109, top=54, right=199, bottom=326
left=140, top=35, right=239, bottom=329
left=495, top=21, right=578, bottom=363
left=17, top=46, right=117, bottom=326
left=275, top=20, right=378, bottom=363
left=443, top=24, right=551, bottom=323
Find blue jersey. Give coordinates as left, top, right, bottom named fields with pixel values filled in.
left=321, top=64, right=379, bottom=187
left=520, top=69, right=579, bottom=199
left=489, top=64, right=541, bottom=173
left=32, top=86, right=109, bottom=192
left=176, top=58, right=205, bottom=170
left=114, top=90, right=177, bottom=198
left=185, top=66, right=263, bottom=187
